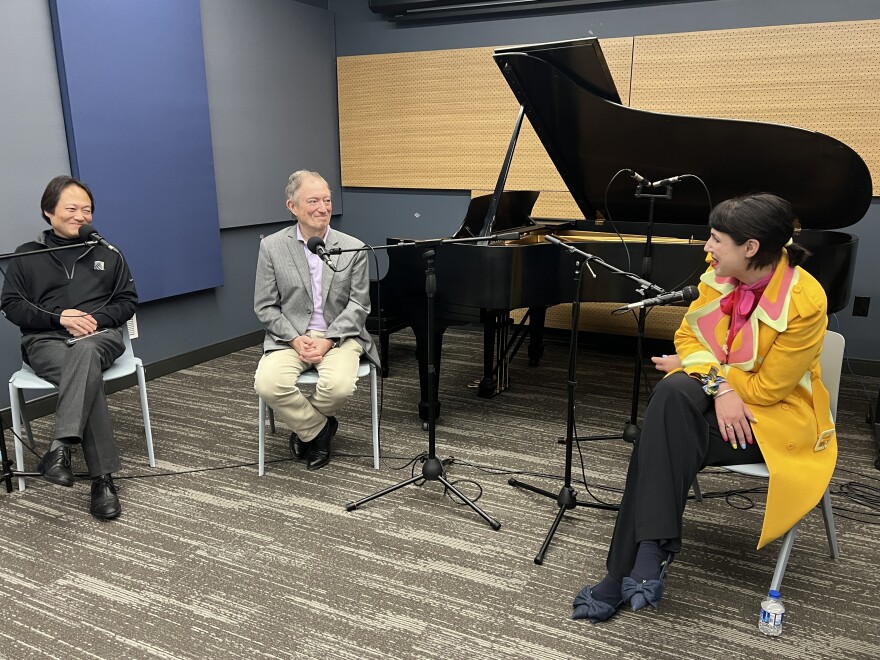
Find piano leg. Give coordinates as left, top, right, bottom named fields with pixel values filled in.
left=478, top=311, right=510, bottom=398
left=527, top=306, right=547, bottom=367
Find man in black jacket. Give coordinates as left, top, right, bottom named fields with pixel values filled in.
left=1, top=176, right=138, bottom=519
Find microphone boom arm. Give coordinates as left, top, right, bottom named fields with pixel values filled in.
left=544, top=235, right=666, bottom=297
left=326, top=230, right=523, bottom=255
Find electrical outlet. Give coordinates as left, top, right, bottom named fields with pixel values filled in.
left=853, top=296, right=870, bottom=317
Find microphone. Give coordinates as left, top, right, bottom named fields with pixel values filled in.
left=493, top=232, right=521, bottom=241
left=78, top=225, right=119, bottom=253
left=650, top=174, right=688, bottom=188
left=628, top=169, right=649, bottom=185
left=306, top=236, right=336, bottom=270
left=618, top=285, right=699, bottom=311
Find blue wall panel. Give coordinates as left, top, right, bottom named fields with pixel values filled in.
left=49, top=0, right=222, bottom=302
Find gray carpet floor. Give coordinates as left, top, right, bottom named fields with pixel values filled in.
left=1, top=327, right=879, bottom=659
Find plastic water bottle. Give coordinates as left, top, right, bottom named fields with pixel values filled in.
left=758, top=589, right=785, bottom=636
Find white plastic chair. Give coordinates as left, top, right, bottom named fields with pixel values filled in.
left=693, top=330, right=844, bottom=591
left=8, top=328, right=155, bottom=492
left=257, top=359, right=380, bottom=474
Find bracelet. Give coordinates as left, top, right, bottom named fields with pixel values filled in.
left=701, top=366, right=727, bottom=396
left=713, top=388, right=735, bottom=399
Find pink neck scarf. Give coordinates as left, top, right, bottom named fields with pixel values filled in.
left=719, top=271, right=773, bottom=361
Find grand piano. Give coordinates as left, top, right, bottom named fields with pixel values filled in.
left=379, top=38, right=873, bottom=423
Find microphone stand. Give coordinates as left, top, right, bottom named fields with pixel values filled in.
left=0, top=240, right=101, bottom=491
left=509, top=236, right=662, bottom=564
left=342, top=233, right=508, bottom=530
left=574, top=179, right=673, bottom=445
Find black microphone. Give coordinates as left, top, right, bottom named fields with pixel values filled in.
left=78, top=225, right=119, bottom=253
left=650, top=174, right=688, bottom=188
left=493, top=232, right=521, bottom=241
left=306, top=236, right=336, bottom=270
left=619, top=285, right=699, bottom=311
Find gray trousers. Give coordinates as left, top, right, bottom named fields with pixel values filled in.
left=606, top=372, right=764, bottom=579
left=22, top=328, right=125, bottom=477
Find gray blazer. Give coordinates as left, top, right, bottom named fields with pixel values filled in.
left=254, top=225, right=379, bottom=365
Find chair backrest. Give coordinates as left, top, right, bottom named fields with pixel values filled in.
left=819, top=330, right=845, bottom=419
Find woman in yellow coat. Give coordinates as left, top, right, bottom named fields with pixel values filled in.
left=573, top=193, right=836, bottom=623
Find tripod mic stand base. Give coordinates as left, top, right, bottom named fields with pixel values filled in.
left=346, top=456, right=502, bottom=530
left=508, top=478, right=617, bottom=564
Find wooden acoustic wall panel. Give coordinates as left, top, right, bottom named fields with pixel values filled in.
left=532, top=191, right=586, bottom=220
left=337, top=38, right=633, bottom=192
left=630, top=20, right=880, bottom=196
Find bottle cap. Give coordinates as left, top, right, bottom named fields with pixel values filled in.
left=768, top=589, right=781, bottom=598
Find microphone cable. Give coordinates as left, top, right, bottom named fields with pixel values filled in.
left=0, top=235, right=131, bottom=325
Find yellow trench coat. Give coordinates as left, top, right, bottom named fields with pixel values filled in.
left=671, top=251, right=836, bottom=549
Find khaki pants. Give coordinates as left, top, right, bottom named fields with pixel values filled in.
left=254, top=331, right=363, bottom=441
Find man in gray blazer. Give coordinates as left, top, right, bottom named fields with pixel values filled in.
left=254, top=170, right=379, bottom=470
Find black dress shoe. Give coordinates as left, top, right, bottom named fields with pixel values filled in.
left=289, top=431, right=308, bottom=460
left=38, top=445, right=75, bottom=487
left=306, top=417, right=337, bottom=471
left=90, top=474, right=121, bottom=520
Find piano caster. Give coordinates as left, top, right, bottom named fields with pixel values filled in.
left=527, top=341, right=544, bottom=368
left=478, top=377, right=498, bottom=399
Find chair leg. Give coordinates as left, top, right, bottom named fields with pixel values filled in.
left=820, top=488, right=840, bottom=559
left=370, top=364, right=380, bottom=469
left=769, top=521, right=800, bottom=592
left=258, top=398, right=266, bottom=476
left=8, top=383, right=26, bottom=492
left=268, top=406, right=276, bottom=434
left=691, top=476, right=703, bottom=502
left=135, top=362, right=156, bottom=468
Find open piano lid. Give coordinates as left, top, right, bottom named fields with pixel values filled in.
left=493, top=38, right=872, bottom=229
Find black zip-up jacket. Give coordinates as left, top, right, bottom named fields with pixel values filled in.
left=1, top=230, right=138, bottom=336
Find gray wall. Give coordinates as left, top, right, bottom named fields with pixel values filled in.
left=0, top=0, right=71, bottom=249
left=331, top=0, right=880, bottom=363
left=202, top=0, right=342, bottom=227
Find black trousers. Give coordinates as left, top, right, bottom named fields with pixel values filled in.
left=22, top=329, right=125, bottom=478
left=606, top=372, right=764, bottom=579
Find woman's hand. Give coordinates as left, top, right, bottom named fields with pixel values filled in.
left=715, top=387, right=757, bottom=448
left=651, top=354, right=681, bottom=373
